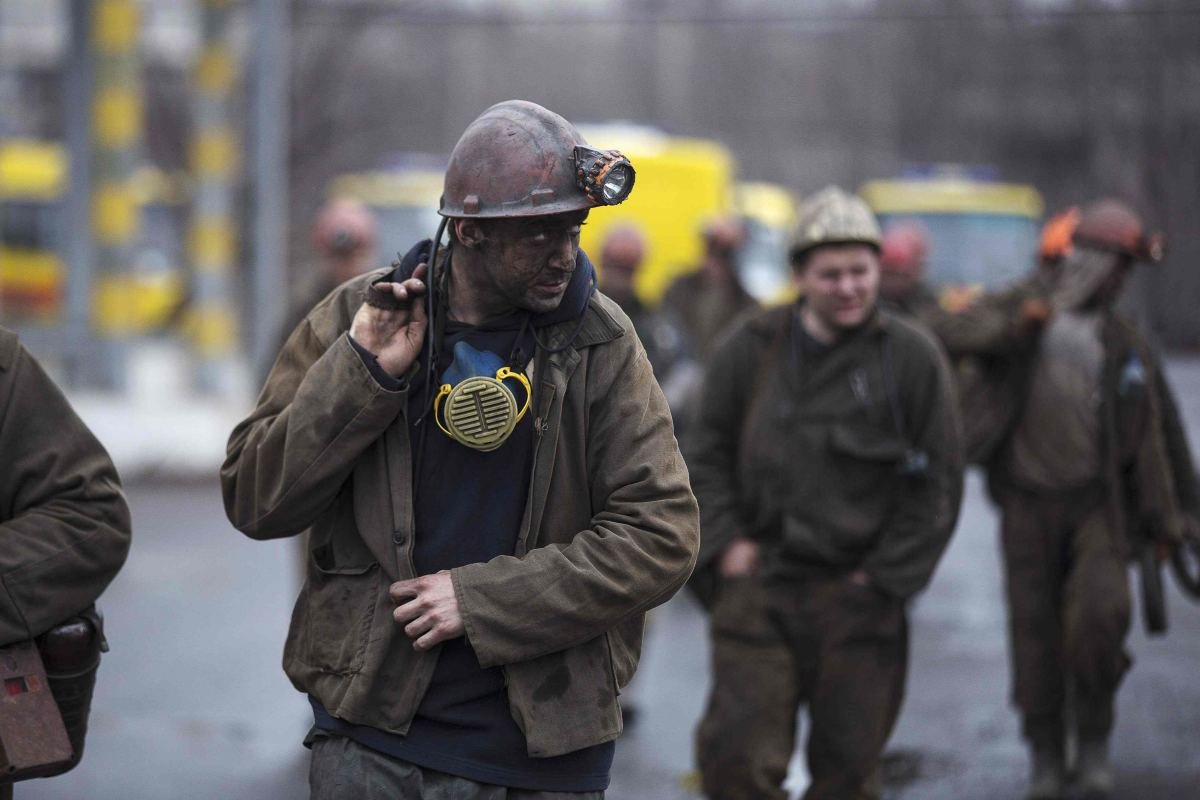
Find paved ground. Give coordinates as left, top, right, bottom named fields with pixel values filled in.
left=22, top=358, right=1200, bottom=799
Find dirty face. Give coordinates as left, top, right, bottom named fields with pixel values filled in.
left=475, top=210, right=588, bottom=314
left=797, top=244, right=880, bottom=332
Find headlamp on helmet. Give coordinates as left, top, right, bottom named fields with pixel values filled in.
left=573, top=146, right=635, bottom=206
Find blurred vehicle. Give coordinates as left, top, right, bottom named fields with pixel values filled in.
left=734, top=180, right=798, bottom=303
left=577, top=124, right=735, bottom=305
left=859, top=167, right=1043, bottom=301
left=0, top=139, right=64, bottom=320
left=0, top=138, right=187, bottom=332
left=328, top=161, right=445, bottom=267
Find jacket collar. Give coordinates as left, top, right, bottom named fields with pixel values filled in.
left=537, top=292, right=625, bottom=352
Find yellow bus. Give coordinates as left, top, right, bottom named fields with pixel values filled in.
left=859, top=172, right=1044, bottom=294
left=0, top=139, right=187, bottom=330
left=0, top=140, right=64, bottom=319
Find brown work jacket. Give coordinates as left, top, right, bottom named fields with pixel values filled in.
left=687, top=304, right=964, bottom=605
left=897, top=275, right=1050, bottom=466
left=916, top=268, right=1198, bottom=547
left=991, top=309, right=1198, bottom=552
left=221, top=272, right=699, bottom=758
left=661, top=270, right=758, bottom=363
left=0, top=327, right=131, bottom=645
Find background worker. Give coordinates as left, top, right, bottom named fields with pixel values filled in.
left=984, top=199, right=1197, bottom=800
left=272, top=197, right=379, bottom=370
left=688, top=187, right=964, bottom=800
left=598, top=224, right=699, bottom=426
left=661, top=215, right=757, bottom=364
left=877, top=220, right=940, bottom=323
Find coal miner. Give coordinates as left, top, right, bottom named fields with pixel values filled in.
left=877, top=220, right=939, bottom=324
left=0, top=327, right=131, bottom=797
left=688, top=187, right=964, bottom=800
left=221, top=100, right=699, bottom=799
left=661, top=215, right=758, bottom=365
left=597, top=224, right=699, bottom=425
left=980, top=199, right=1197, bottom=800
left=273, top=196, right=380, bottom=368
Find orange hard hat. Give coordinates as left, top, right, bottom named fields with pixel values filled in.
left=313, top=197, right=377, bottom=258
left=1038, top=207, right=1079, bottom=263
left=1073, top=198, right=1164, bottom=263
left=880, top=221, right=929, bottom=275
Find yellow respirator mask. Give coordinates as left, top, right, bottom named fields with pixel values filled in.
left=432, top=367, right=532, bottom=452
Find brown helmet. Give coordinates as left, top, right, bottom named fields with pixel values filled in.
left=312, top=197, right=377, bottom=258
left=1073, top=198, right=1164, bottom=263
left=440, top=100, right=635, bottom=219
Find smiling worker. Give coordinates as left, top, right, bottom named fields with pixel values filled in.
left=689, top=187, right=964, bottom=800
left=221, top=100, right=698, bottom=799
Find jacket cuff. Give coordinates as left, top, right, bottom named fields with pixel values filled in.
left=450, top=563, right=497, bottom=667
left=347, top=334, right=409, bottom=392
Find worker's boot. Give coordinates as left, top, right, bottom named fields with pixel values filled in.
left=1025, top=738, right=1067, bottom=800
left=1073, top=736, right=1114, bottom=799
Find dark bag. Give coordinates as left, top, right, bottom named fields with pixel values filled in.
left=0, top=608, right=105, bottom=783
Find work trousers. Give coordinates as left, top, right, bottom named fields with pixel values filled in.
left=999, top=486, right=1132, bottom=747
left=309, top=734, right=604, bottom=800
left=696, top=575, right=908, bottom=800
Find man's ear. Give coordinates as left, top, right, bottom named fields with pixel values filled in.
left=455, top=219, right=486, bottom=249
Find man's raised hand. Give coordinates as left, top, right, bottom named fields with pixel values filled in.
left=350, top=262, right=429, bottom=377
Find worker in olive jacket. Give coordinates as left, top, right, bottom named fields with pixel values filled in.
left=0, top=327, right=130, bottom=800
left=222, top=101, right=699, bottom=799
left=0, top=327, right=130, bottom=647
left=689, top=187, right=963, bottom=800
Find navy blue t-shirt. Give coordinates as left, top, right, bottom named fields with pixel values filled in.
left=314, top=246, right=613, bottom=791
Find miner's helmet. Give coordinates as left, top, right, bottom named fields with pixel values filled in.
left=439, top=100, right=635, bottom=219
left=1073, top=198, right=1165, bottom=264
left=789, top=186, right=882, bottom=265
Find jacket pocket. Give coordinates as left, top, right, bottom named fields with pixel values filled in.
left=504, top=636, right=622, bottom=758
left=302, top=544, right=380, bottom=675
left=826, top=423, right=908, bottom=499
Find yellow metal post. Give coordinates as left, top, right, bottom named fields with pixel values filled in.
left=188, top=0, right=239, bottom=393
left=89, top=0, right=142, bottom=388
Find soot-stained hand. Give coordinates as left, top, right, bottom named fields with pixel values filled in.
left=350, top=262, right=429, bottom=378
left=390, top=570, right=465, bottom=651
